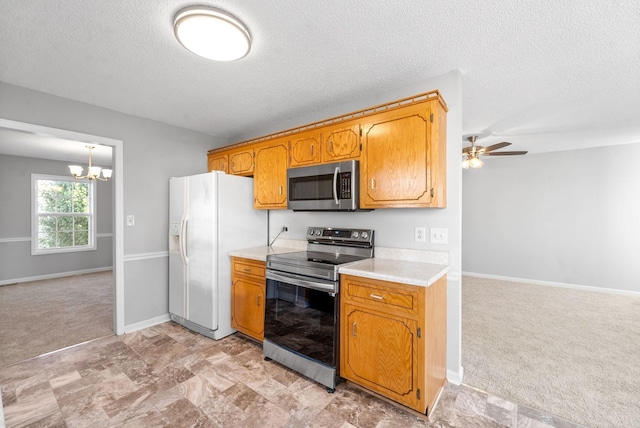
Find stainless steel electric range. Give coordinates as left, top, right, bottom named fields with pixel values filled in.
left=264, top=227, right=374, bottom=392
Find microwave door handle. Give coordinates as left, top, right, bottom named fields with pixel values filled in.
left=333, top=167, right=340, bottom=205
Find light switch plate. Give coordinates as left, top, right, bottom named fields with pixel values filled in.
left=127, top=215, right=135, bottom=227
left=430, top=227, right=448, bottom=244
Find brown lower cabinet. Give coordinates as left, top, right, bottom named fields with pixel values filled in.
left=231, top=257, right=266, bottom=341
left=340, top=274, right=447, bottom=415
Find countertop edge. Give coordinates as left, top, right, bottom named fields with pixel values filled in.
left=339, top=260, right=450, bottom=287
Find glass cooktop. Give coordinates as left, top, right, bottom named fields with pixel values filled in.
left=272, top=250, right=367, bottom=267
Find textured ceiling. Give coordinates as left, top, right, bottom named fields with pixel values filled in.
left=1, top=0, right=639, bottom=158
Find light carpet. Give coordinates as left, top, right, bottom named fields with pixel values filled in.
left=462, top=275, right=640, bottom=428
left=0, top=271, right=113, bottom=368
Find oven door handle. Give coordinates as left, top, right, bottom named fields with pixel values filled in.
left=266, top=270, right=337, bottom=293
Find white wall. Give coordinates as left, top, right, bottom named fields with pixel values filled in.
left=462, top=143, right=640, bottom=293
left=239, top=70, right=465, bottom=382
left=0, top=155, right=113, bottom=283
left=0, top=81, right=222, bottom=327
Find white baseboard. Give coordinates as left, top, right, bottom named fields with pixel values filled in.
left=123, top=314, right=171, bottom=334
left=0, top=266, right=113, bottom=286
left=447, top=366, right=464, bottom=385
left=462, top=271, right=640, bottom=298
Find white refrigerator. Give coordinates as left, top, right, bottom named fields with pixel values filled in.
left=169, top=171, right=267, bottom=340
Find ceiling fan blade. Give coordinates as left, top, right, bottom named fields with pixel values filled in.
left=482, top=151, right=528, bottom=156
left=482, top=142, right=511, bottom=153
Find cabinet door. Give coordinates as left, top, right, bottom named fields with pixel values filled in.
left=208, top=153, right=228, bottom=173
left=360, top=105, right=433, bottom=208
left=254, top=140, right=288, bottom=209
left=322, top=123, right=360, bottom=162
left=229, top=148, right=254, bottom=175
left=342, top=304, right=420, bottom=410
left=231, top=278, right=265, bottom=341
left=288, top=131, right=321, bottom=167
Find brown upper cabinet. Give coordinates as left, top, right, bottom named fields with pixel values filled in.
left=206, top=91, right=447, bottom=210
left=321, top=122, right=361, bottom=162
left=288, top=131, right=321, bottom=167
left=207, top=152, right=228, bottom=173
left=228, top=147, right=255, bottom=176
left=360, top=100, right=446, bottom=208
left=253, top=138, right=288, bottom=209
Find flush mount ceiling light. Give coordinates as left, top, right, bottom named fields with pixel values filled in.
left=69, top=146, right=112, bottom=181
left=174, top=6, right=251, bottom=61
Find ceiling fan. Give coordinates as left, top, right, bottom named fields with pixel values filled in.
left=461, top=135, right=528, bottom=169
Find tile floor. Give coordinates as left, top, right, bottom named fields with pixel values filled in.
left=0, top=322, right=583, bottom=427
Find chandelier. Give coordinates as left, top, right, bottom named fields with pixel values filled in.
left=68, top=146, right=112, bottom=181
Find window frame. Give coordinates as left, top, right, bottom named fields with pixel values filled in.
left=31, top=173, right=97, bottom=255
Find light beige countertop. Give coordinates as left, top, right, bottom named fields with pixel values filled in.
left=229, top=242, right=449, bottom=286
left=339, top=258, right=449, bottom=287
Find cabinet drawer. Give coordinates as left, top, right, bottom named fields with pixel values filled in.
left=232, top=258, right=266, bottom=279
left=346, top=281, right=416, bottom=312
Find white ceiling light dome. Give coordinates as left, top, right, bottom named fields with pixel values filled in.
left=174, top=6, right=251, bottom=61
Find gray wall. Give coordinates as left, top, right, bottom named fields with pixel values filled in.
left=241, top=71, right=465, bottom=381
left=462, top=143, right=640, bottom=293
left=0, top=155, right=113, bottom=282
left=0, top=81, right=222, bottom=326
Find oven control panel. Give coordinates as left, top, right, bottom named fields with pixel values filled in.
left=307, top=227, right=374, bottom=245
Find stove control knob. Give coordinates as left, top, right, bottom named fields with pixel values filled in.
left=315, top=229, right=321, bottom=236
left=308, top=229, right=314, bottom=235
left=361, top=232, right=369, bottom=240
left=351, top=231, right=359, bottom=239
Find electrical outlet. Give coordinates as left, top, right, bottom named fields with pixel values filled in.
left=282, top=225, right=288, bottom=232
left=414, top=226, right=426, bottom=242
left=430, top=227, right=448, bottom=244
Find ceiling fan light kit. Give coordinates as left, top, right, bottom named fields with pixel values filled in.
left=461, top=135, right=528, bottom=169
left=174, top=6, right=251, bottom=61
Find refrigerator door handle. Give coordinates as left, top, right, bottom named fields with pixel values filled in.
left=180, top=217, right=189, bottom=265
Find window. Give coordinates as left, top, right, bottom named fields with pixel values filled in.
left=31, top=174, right=96, bottom=255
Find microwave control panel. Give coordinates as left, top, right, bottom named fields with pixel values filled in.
left=339, top=172, right=352, bottom=199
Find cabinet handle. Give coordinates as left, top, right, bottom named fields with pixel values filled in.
left=369, top=293, right=384, bottom=300
left=243, top=268, right=252, bottom=273
left=310, top=144, right=314, bottom=156
left=370, top=178, right=376, bottom=190
left=352, top=322, right=357, bottom=337
left=231, top=160, right=234, bottom=170
left=279, top=185, right=283, bottom=195
left=256, top=296, right=261, bottom=306
left=328, top=140, right=333, bottom=152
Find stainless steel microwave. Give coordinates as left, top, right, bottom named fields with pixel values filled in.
left=287, top=160, right=365, bottom=211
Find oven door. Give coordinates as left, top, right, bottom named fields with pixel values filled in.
left=264, top=270, right=338, bottom=368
